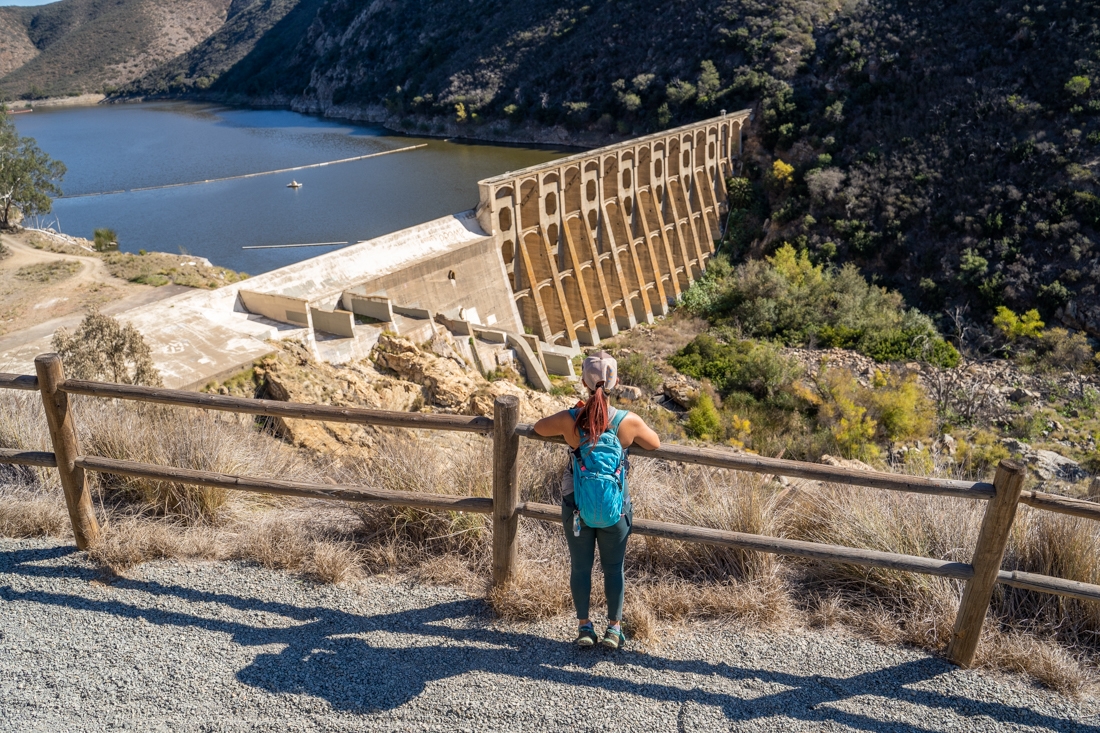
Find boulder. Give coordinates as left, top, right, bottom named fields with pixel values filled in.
left=617, top=385, right=644, bottom=402
left=254, top=341, right=423, bottom=455
left=373, top=333, right=482, bottom=408
left=1007, top=387, right=1040, bottom=404
left=466, top=380, right=574, bottom=422
left=999, top=438, right=1089, bottom=482
left=662, top=375, right=700, bottom=409
left=1028, top=449, right=1089, bottom=483
left=820, top=454, right=876, bottom=473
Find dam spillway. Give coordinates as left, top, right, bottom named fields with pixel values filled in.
left=0, top=112, right=748, bottom=389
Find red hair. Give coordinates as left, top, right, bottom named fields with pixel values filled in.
left=573, top=382, right=610, bottom=446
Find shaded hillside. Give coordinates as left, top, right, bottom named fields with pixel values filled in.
left=10, top=0, right=1100, bottom=338
left=117, top=0, right=322, bottom=96
left=127, top=0, right=1100, bottom=339
left=0, top=0, right=231, bottom=99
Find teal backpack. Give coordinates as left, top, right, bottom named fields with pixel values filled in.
left=569, top=408, right=630, bottom=528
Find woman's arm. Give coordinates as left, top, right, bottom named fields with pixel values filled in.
left=618, top=413, right=661, bottom=450
left=533, top=410, right=580, bottom=448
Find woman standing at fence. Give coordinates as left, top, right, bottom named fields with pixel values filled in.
left=533, top=351, right=661, bottom=649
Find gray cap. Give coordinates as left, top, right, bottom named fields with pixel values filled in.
left=581, top=351, right=618, bottom=391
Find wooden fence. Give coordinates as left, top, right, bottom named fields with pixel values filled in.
left=3, top=352, right=1100, bottom=668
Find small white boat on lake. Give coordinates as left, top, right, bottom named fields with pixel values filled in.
left=287, top=180, right=302, bottom=188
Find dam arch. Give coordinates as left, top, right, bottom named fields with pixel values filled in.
left=477, top=110, right=748, bottom=348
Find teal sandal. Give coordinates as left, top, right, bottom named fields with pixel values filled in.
left=575, top=623, right=598, bottom=648
left=601, top=626, right=625, bottom=649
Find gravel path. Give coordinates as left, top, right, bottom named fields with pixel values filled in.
left=1, top=538, right=1097, bottom=732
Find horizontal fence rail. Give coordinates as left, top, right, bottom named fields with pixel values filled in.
left=0, top=373, right=39, bottom=391
left=516, top=425, right=996, bottom=500
left=75, top=455, right=494, bottom=514
left=0, top=448, right=57, bottom=468
left=2, top=353, right=1100, bottom=669
left=516, top=501, right=976, bottom=580
left=59, top=379, right=494, bottom=434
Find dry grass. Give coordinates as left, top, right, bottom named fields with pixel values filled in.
left=76, top=399, right=318, bottom=522
left=88, top=517, right=224, bottom=571
left=0, top=489, right=69, bottom=537
left=1, top=390, right=1097, bottom=693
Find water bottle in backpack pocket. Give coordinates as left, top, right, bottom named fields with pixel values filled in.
left=570, top=409, right=629, bottom=528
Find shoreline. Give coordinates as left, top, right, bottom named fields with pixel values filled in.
left=107, top=92, right=637, bottom=150
left=7, top=93, right=106, bottom=110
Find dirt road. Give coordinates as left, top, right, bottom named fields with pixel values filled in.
left=0, top=232, right=189, bottom=363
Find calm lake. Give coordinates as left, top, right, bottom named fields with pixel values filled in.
left=12, top=102, right=570, bottom=274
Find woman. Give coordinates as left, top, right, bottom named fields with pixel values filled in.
left=533, top=351, right=661, bottom=649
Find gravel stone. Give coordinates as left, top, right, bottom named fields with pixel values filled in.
left=1, top=538, right=1097, bottom=731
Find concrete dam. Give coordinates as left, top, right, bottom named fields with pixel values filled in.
left=0, top=111, right=749, bottom=389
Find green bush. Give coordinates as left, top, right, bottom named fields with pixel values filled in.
left=93, top=228, right=118, bottom=252
left=862, top=329, right=961, bottom=368
left=669, top=334, right=801, bottom=399
left=679, top=244, right=957, bottom=367
left=617, top=352, right=663, bottom=392
left=685, top=393, right=722, bottom=440
left=1036, top=328, right=1095, bottom=373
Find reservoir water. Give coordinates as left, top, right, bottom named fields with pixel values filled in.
left=11, top=102, right=571, bottom=274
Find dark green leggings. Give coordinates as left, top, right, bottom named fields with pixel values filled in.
left=561, top=493, right=632, bottom=621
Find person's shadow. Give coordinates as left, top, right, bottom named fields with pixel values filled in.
left=2, top=544, right=1096, bottom=730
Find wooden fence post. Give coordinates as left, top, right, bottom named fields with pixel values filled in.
left=946, top=459, right=1027, bottom=667
left=492, top=395, right=520, bottom=586
left=35, top=353, right=100, bottom=550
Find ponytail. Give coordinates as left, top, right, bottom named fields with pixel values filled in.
left=573, top=382, right=610, bottom=446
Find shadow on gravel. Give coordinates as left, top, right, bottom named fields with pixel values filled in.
left=2, top=545, right=1097, bottom=731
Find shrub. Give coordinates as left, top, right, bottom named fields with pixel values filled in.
left=870, top=371, right=935, bottom=442
left=93, top=228, right=118, bottom=251
left=52, top=311, right=162, bottom=386
left=862, top=329, right=961, bottom=368
left=832, top=398, right=877, bottom=458
left=994, top=306, right=1044, bottom=340
left=726, top=177, right=754, bottom=209
left=669, top=334, right=800, bottom=399
left=1066, top=76, right=1092, bottom=97
left=617, top=352, right=662, bottom=391
left=686, top=393, right=722, bottom=440
left=678, top=245, right=955, bottom=366
left=770, top=159, right=795, bottom=188
left=1037, top=328, right=1095, bottom=373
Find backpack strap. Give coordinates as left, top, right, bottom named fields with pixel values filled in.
left=607, top=409, right=629, bottom=434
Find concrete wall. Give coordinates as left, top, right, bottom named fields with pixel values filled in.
left=476, top=111, right=750, bottom=348
left=238, top=290, right=312, bottom=328
left=343, top=294, right=393, bottom=322
left=344, top=236, right=522, bottom=333
left=310, top=307, right=355, bottom=337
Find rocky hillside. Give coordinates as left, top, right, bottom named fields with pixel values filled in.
left=113, top=0, right=1100, bottom=338
left=0, top=0, right=232, bottom=99
left=5, top=0, right=1099, bottom=336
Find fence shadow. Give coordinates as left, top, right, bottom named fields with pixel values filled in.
left=2, top=545, right=1095, bottom=731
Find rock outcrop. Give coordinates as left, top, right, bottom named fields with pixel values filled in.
left=999, top=439, right=1089, bottom=483
left=237, top=337, right=575, bottom=458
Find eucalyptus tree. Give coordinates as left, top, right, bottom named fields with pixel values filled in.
left=0, top=109, right=66, bottom=229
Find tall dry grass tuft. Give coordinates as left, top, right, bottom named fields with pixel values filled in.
left=344, top=434, right=494, bottom=567
left=76, top=400, right=317, bottom=522
left=0, top=491, right=69, bottom=538
left=782, top=486, right=980, bottom=648
left=999, top=509, right=1100, bottom=647
left=630, top=461, right=783, bottom=583
left=979, top=631, right=1089, bottom=696
left=88, top=517, right=224, bottom=572
left=0, top=392, right=60, bottom=492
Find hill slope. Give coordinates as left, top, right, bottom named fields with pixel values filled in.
left=0, top=0, right=231, bottom=99
left=6, top=0, right=1100, bottom=338
left=127, top=0, right=1100, bottom=338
